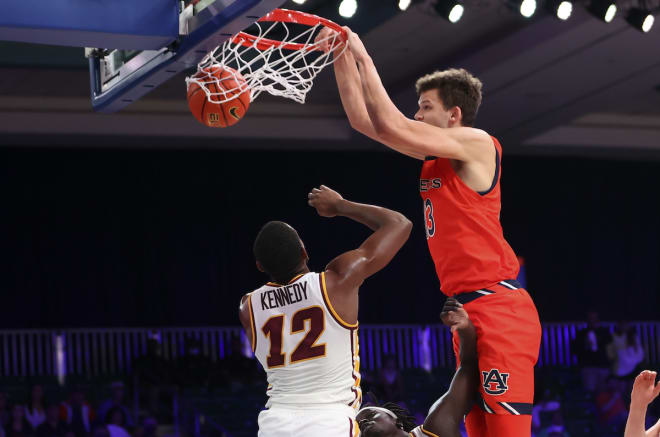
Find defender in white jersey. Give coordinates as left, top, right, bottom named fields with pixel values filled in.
left=356, top=299, right=478, bottom=437
left=239, top=185, right=412, bottom=437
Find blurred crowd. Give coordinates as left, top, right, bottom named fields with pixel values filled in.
left=0, top=382, right=156, bottom=437
left=1, top=319, right=657, bottom=437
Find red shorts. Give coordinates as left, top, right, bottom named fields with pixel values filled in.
left=452, top=280, right=541, bottom=436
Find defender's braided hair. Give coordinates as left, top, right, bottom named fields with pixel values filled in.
left=365, top=392, right=418, bottom=432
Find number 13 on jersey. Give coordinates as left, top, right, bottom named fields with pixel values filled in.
left=424, top=198, right=435, bottom=239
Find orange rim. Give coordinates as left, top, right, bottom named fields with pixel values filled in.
left=231, top=8, right=347, bottom=52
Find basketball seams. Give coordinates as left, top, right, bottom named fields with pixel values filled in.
left=210, top=81, right=229, bottom=128
left=187, top=65, right=249, bottom=127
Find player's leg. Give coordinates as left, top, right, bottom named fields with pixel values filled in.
left=287, top=406, right=359, bottom=437
left=457, top=285, right=541, bottom=437
left=258, top=407, right=294, bottom=437
left=464, top=404, right=488, bottom=437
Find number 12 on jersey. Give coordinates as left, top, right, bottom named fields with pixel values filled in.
left=261, top=305, right=327, bottom=368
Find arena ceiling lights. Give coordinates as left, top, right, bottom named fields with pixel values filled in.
left=588, top=0, right=617, bottom=21
left=434, top=0, right=465, bottom=22
left=391, top=0, right=654, bottom=34
left=545, top=0, right=574, bottom=19
left=626, top=7, right=655, bottom=32
left=338, top=0, right=358, bottom=18
left=508, top=0, right=538, bottom=17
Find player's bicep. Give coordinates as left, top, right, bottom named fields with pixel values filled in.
left=379, top=117, right=468, bottom=161
left=325, top=249, right=369, bottom=289
left=326, top=223, right=410, bottom=287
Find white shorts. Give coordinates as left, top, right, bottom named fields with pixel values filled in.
left=258, top=404, right=359, bottom=437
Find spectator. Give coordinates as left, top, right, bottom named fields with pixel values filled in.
left=0, top=392, right=10, bottom=431
left=24, top=386, right=46, bottom=431
left=572, top=310, right=611, bottom=392
left=223, top=335, right=258, bottom=390
left=59, top=387, right=95, bottom=437
left=132, top=338, right=172, bottom=417
left=103, top=408, right=129, bottom=437
left=175, top=339, right=212, bottom=387
left=595, top=376, right=629, bottom=433
left=96, top=383, right=133, bottom=428
left=532, top=387, right=562, bottom=434
left=36, top=405, right=70, bottom=437
left=536, top=411, right=571, bottom=437
left=140, top=417, right=157, bottom=437
left=624, top=370, right=660, bottom=437
left=6, top=404, right=32, bottom=437
left=608, top=324, right=645, bottom=381
left=377, top=355, right=405, bottom=402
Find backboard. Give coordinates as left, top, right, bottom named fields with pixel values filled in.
left=0, top=0, right=287, bottom=113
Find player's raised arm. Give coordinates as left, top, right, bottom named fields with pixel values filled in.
left=307, top=185, right=411, bottom=289
left=422, top=299, right=478, bottom=437
left=343, top=28, right=492, bottom=162
left=315, top=27, right=381, bottom=143
left=624, top=370, right=660, bottom=437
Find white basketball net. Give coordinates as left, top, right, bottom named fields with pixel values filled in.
left=185, top=11, right=347, bottom=105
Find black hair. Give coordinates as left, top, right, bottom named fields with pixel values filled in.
left=365, top=392, right=418, bottom=432
left=253, top=221, right=304, bottom=284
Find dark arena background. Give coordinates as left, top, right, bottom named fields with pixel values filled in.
left=0, top=0, right=659, bottom=436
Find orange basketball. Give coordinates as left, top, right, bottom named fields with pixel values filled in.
left=187, top=65, right=250, bottom=128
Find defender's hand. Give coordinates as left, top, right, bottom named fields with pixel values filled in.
left=308, top=185, right=344, bottom=218
left=440, top=298, right=470, bottom=332
left=631, top=370, right=660, bottom=407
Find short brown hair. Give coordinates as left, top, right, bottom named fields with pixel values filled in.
left=415, top=68, right=483, bottom=127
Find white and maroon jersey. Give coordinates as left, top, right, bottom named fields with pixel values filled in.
left=409, top=426, right=439, bottom=437
left=246, top=272, right=361, bottom=410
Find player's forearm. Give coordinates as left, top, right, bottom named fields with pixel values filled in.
left=456, top=323, right=477, bottom=370
left=624, top=403, right=648, bottom=437
left=334, top=50, right=377, bottom=137
left=355, top=56, right=423, bottom=159
left=336, top=199, right=409, bottom=232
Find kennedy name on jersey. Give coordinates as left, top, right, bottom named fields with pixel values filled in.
left=419, top=178, right=442, bottom=192
left=260, top=283, right=309, bottom=310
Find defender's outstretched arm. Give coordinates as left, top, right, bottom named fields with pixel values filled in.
left=422, top=299, right=479, bottom=437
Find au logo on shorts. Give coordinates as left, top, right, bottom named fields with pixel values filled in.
left=482, top=369, right=509, bottom=395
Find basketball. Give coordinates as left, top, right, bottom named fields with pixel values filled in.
left=187, top=65, right=250, bottom=128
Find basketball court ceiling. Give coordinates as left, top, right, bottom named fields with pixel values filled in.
left=0, top=0, right=658, bottom=158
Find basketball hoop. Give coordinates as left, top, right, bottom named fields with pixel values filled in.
left=185, top=8, right=347, bottom=105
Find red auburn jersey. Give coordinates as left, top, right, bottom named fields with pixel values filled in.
left=419, top=136, right=519, bottom=296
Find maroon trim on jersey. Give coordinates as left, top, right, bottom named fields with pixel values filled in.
left=248, top=294, right=257, bottom=352
left=319, top=272, right=358, bottom=330
left=348, top=417, right=353, bottom=437
left=348, top=330, right=359, bottom=407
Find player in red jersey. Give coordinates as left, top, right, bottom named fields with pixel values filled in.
left=316, top=27, right=542, bottom=437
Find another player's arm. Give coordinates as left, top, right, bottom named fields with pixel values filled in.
left=345, top=29, right=492, bottom=162
left=308, top=185, right=412, bottom=289
left=624, top=370, right=660, bottom=437
left=422, top=299, right=478, bottom=437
